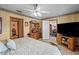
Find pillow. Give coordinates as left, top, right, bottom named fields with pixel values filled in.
left=6, top=39, right=16, bottom=50
left=0, top=41, right=8, bottom=53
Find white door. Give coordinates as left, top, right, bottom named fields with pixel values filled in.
left=42, top=20, right=49, bottom=39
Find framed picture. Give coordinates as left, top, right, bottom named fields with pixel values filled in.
left=25, top=22, right=28, bottom=27
left=0, top=17, right=2, bottom=34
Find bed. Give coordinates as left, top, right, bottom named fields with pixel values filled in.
left=4, top=37, right=61, bottom=55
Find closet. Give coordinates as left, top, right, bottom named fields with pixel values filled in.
left=10, top=17, right=24, bottom=39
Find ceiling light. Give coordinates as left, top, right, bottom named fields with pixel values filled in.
left=33, top=12, right=37, bottom=16
left=37, top=12, right=42, bottom=17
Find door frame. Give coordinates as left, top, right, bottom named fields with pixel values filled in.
left=10, top=16, right=24, bottom=39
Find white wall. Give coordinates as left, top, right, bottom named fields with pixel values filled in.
left=42, top=20, right=49, bottom=39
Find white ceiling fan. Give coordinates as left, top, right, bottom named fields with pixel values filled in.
left=23, top=4, right=49, bottom=17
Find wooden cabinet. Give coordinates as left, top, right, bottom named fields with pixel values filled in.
left=57, top=33, right=75, bottom=51
left=29, top=21, right=41, bottom=39
left=31, top=33, right=41, bottom=39
left=57, top=33, right=62, bottom=44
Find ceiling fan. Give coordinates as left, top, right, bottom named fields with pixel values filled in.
left=23, top=4, right=49, bottom=17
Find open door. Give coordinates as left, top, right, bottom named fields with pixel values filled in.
left=10, top=17, right=24, bottom=39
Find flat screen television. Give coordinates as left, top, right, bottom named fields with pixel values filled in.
left=57, top=22, right=79, bottom=37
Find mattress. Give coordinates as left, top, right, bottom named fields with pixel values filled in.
left=5, top=37, right=61, bottom=55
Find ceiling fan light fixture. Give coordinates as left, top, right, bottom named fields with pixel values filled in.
left=37, top=12, right=42, bottom=17
left=33, top=12, right=37, bottom=16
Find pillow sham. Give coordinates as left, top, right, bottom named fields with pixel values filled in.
left=0, top=41, right=8, bottom=53
left=6, top=39, right=16, bottom=50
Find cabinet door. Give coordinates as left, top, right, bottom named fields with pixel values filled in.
left=68, top=37, right=75, bottom=51
left=57, top=34, right=62, bottom=44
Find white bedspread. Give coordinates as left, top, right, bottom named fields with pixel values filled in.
left=5, top=37, right=61, bottom=55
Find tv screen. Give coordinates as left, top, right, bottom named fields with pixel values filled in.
left=57, top=22, right=79, bottom=37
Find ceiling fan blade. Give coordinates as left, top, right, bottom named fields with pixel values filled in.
left=37, top=12, right=42, bottom=17
left=32, top=13, right=37, bottom=17
left=40, top=11, right=49, bottom=13
left=23, top=9, right=34, bottom=12
left=36, top=7, right=40, bottom=11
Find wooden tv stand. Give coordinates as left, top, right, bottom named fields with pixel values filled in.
left=57, top=33, right=75, bottom=51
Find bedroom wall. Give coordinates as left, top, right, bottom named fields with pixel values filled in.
left=57, top=13, right=79, bottom=24
left=0, top=10, right=41, bottom=41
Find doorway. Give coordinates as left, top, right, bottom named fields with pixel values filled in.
left=10, top=17, right=24, bottom=39
left=49, top=20, right=57, bottom=44
left=41, top=20, right=57, bottom=44
left=49, top=20, right=57, bottom=37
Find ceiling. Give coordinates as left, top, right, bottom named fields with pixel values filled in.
left=0, top=4, right=79, bottom=19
